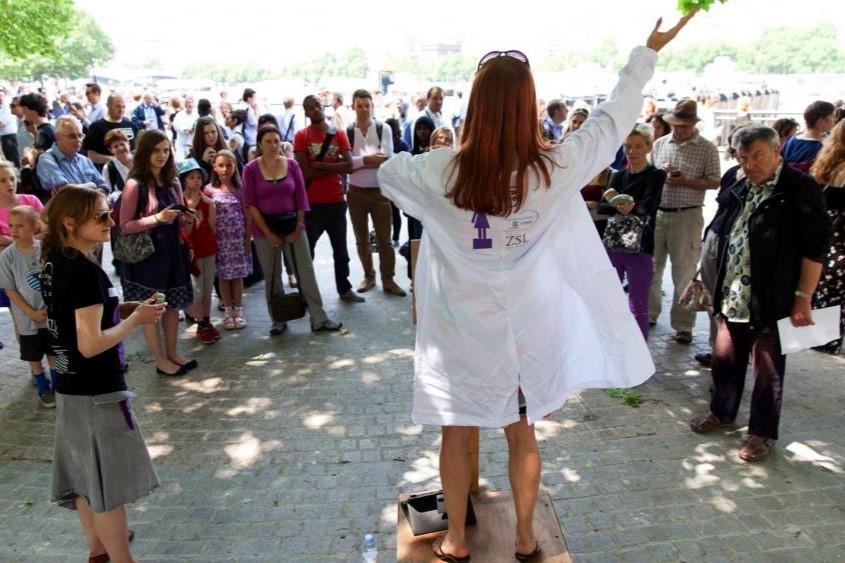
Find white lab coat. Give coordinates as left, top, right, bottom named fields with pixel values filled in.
left=378, top=47, right=658, bottom=428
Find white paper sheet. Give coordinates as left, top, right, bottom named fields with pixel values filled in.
left=777, top=306, right=841, bottom=354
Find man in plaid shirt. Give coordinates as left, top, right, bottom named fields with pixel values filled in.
left=648, top=99, right=721, bottom=344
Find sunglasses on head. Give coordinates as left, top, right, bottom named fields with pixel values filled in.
left=477, top=50, right=530, bottom=71
left=92, top=210, right=111, bottom=225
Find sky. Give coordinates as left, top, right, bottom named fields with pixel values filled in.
left=77, top=0, right=845, bottom=72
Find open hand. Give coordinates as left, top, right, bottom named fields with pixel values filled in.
left=646, top=10, right=698, bottom=52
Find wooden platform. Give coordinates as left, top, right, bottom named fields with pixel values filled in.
left=397, top=489, right=570, bottom=562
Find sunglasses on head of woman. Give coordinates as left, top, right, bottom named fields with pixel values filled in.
left=477, top=50, right=530, bottom=70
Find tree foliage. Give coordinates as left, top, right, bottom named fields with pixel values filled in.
left=183, top=49, right=370, bottom=84
left=0, top=0, right=75, bottom=59
left=384, top=53, right=475, bottom=82
left=0, top=11, right=113, bottom=80
left=657, top=22, right=845, bottom=74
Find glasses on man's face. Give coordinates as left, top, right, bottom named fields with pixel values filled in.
left=91, top=210, right=111, bottom=225
left=61, top=132, right=85, bottom=141
left=477, top=50, right=530, bottom=70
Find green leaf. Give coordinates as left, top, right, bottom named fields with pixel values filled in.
left=677, top=0, right=728, bottom=15
left=0, top=0, right=75, bottom=60
left=0, top=10, right=113, bottom=80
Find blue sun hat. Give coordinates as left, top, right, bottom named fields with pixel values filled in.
left=177, top=157, right=206, bottom=183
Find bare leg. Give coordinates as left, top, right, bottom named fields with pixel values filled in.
left=438, top=425, right=472, bottom=558
left=231, top=278, right=244, bottom=307
left=142, top=323, right=179, bottom=373
left=90, top=503, right=135, bottom=563
left=75, top=496, right=106, bottom=558
left=162, top=310, right=188, bottom=365
left=504, top=416, right=541, bottom=554
left=218, top=279, right=233, bottom=309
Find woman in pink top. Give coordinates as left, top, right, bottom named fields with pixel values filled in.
left=119, top=130, right=196, bottom=377
left=243, top=125, right=339, bottom=335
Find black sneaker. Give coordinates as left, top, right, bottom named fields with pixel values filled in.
left=39, top=390, right=56, bottom=408
left=339, top=290, right=365, bottom=303
left=695, top=353, right=712, bottom=367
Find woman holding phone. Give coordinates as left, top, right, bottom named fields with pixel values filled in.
left=42, top=186, right=165, bottom=563
left=120, top=130, right=196, bottom=377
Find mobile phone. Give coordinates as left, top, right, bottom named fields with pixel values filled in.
left=670, top=170, right=682, bottom=177
left=174, top=205, right=195, bottom=214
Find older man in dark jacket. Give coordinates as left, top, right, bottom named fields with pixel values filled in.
left=690, top=126, right=832, bottom=462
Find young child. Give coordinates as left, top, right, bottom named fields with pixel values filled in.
left=0, top=206, right=56, bottom=407
left=179, top=158, right=219, bottom=344
left=204, top=149, right=252, bottom=330
left=430, top=127, right=455, bottom=149
left=102, top=129, right=133, bottom=199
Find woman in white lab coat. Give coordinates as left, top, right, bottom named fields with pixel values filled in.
left=377, top=14, right=696, bottom=562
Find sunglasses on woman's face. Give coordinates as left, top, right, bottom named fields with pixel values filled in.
left=477, top=50, right=530, bottom=70
left=92, top=210, right=112, bottom=225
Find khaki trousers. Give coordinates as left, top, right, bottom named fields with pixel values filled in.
left=347, top=185, right=396, bottom=283
left=648, top=207, right=703, bottom=333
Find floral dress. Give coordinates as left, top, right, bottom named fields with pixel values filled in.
left=812, top=186, right=845, bottom=353
left=205, top=186, right=252, bottom=280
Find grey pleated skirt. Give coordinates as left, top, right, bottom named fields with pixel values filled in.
left=52, top=390, right=160, bottom=513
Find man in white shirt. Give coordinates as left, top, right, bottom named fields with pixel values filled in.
left=0, top=86, right=20, bottom=167
left=275, top=96, right=299, bottom=143
left=83, top=83, right=106, bottom=127
left=402, top=86, right=453, bottom=147
left=346, top=89, right=405, bottom=297
left=330, top=92, right=354, bottom=131
left=172, top=95, right=198, bottom=160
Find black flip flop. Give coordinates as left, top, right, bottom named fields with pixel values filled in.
left=515, top=540, right=541, bottom=561
left=432, top=535, right=471, bottom=563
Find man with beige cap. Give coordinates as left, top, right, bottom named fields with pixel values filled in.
left=648, top=98, right=720, bottom=344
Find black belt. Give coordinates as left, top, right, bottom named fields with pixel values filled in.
left=658, top=205, right=701, bottom=213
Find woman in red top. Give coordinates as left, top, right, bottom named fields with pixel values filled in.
left=179, top=158, right=219, bottom=344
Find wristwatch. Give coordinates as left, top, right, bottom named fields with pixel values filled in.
left=794, top=290, right=811, bottom=299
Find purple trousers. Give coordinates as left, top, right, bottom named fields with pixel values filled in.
left=607, top=250, right=654, bottom=339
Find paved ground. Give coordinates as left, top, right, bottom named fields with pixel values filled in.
left=0, top=225, right=843, bottom=562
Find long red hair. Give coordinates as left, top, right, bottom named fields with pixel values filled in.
left=447, top=56, right=553, bottom=217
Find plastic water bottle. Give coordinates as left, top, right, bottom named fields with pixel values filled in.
left=362, top=533, right=378, bottom=562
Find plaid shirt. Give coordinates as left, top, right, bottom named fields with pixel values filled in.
left=720, top=164, right=783, bottom=323
left=651, top=131, right=721, bottom=208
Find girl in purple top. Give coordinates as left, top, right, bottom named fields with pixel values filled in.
left=243, top=125, right=340, bottom=335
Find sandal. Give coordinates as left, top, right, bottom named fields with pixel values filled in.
left=88, top=529, right=134, bottom=563
left=739, top=435, right=774, bottom=462
left=690, top=413, right=733, bottom=434
left=515, top=540, right=541, bottom=562
left=432, top=535, right=471, bottom=563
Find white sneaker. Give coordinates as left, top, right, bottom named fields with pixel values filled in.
left=233, top=306, right=246, bottom=329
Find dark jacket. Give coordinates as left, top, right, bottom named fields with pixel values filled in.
left=131, top=103, right=166, bottom=131
left=597, top=165, right=665, bottom=255
left=713, top=164, right=832, bottom=328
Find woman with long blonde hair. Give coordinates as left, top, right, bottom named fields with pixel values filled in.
left=809, top=120, right=845, bottom=353
left=378, top=14, right=695, bottom=562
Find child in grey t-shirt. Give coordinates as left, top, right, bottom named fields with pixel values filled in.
left=0, top=206, right=56, bottom=407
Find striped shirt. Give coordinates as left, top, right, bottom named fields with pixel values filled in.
left=651, top=131, right=720, bottom=208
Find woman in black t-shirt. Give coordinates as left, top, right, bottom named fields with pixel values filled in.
left=41, top=186, right=165, bottom=563
left=598, top=125, right=666, bottom=339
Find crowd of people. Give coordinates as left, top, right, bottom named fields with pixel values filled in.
left=0, top=11, right=844, bottom=560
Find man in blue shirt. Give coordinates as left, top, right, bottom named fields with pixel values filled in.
left=542, top=99, right=568, bottom=143
left=36, top=115, right=108, bottom=193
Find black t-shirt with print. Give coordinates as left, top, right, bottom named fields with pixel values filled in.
left=41, top=249, right=127, bottom=395
left=83, top=118, right=138, bottom=165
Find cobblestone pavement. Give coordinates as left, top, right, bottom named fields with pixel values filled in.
left=0, top=227, right=843, bottom=562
